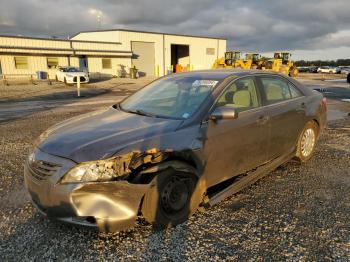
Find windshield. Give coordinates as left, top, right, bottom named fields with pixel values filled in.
left=234, top=52, right=241, bottom=60
left=282, top=53, right=289, bottom=61
left=120, top=75, right=220, bottom=119
left=62, top=67, right=81, bottom=72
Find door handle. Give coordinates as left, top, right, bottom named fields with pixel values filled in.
left=296, top=102, right=306, bottom=114
left=257, top=115, right=269, bottom=125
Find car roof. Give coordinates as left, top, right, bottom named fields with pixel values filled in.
left=170, top=69, right=282, bottom=80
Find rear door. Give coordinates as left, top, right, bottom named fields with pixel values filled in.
left=202, top=76, right=269, bottom=187
left=256, top=75, right=306, bottom=160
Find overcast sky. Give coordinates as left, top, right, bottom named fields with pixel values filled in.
left=1, top=0, right=350, bottom=60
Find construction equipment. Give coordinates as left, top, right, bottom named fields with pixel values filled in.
left=261, top=52, right=299, bottom=77
left=225, top=51, right=242, bottom=67
left=245, top=53, right=263, bottom=69
left=212, top=51, right=240, bottom=68
left=212, top=51, right=252, bottom=69
left=213, top=51, right=299, bottom=77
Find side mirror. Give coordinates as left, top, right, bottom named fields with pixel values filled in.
left=209, top=107, right=238, bottom=121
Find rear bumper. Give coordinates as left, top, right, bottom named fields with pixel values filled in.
left=24, top=148, right=149, bottom=232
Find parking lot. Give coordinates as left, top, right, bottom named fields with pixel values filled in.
left=0, top=75, right=349, bottom=261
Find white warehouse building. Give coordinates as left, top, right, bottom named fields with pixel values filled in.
left=0, top=29, right=226, bottom=78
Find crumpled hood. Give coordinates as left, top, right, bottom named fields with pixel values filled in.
left=37, top=107, right=182, bottom=163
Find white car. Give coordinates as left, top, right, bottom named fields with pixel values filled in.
left=340, top=67, right=350, bottom=74
left=56, top=67, right=89, bottom=84
left=317, top=66, right=340, bottom=74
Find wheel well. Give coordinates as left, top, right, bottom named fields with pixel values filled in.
left=127, top=151, right=201, bottom=185
left=312, top=118, right=320, bottom=128
left=136, top=158, right=201, bottom=216
left=311, top=119, right=321, bottom=138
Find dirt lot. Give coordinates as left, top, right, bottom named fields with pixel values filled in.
left=0, top=75, right=349, bottom=261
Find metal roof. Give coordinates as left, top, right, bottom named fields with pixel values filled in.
left=0, top=34, right=121, bottom=45
left=71, top=28, right=226, bottom=40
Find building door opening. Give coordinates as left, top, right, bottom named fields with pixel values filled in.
left=171, top=44, right=189, bottom=73
left=79, top=56, right=88, bottom=71
left=131, top=41, right=155, bottom=77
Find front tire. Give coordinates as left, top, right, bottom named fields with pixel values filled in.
left=289, top=66, right=299, bottom=77
left=295, top=121, right=319, bottom=162
left=141, top=169, right=203, bottom=228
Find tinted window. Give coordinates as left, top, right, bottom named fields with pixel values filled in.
left=216, top=77, right=259, bottom=112
left=260, top=77, right=302, bottom=105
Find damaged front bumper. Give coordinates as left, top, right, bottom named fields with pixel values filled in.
left=24, top=148, right=149, bottom=232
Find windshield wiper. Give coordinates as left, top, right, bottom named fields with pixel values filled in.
left=117, top=104, right=171, bottom=119
left=133, top=109, right=157, bottom=117
left=119, top=105, right=157, bottom=118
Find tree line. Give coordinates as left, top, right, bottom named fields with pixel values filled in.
left=295, top=59, right=350, bottom=67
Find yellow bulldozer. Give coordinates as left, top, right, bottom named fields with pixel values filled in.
left=212, top=51, right=252, bottom=69
left=213, top=51, right=299, bottom=77
left=245, top=53, right=263, bottom=69
left=261, top=52, right=299, bottom=77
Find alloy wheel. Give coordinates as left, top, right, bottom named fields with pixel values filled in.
left=301, top=128, right=316, bottom=157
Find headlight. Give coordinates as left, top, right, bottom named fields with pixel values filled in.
left=61, top=158, right=122, bottom=183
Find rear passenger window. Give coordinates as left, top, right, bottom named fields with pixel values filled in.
left=216, top=77, right=259, bottom=112
left=288, top=83, right=303, bottom=98
left=260, top=77, right=302, bottom=105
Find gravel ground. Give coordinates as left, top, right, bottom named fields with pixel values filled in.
left=0, top=77, right=151, bottom=102
left=0, top=78, right=349, bottom=261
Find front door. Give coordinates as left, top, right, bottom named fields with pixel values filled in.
left=202, top=76, right=269, bottom=188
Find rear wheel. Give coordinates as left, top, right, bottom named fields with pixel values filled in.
left=141, top=168, right=204, bottom=228
left=295, top=121, right=319, bottom=162
left=264, top=61, right=273, bottom=70
left=289, top=66, right=299, bottom=77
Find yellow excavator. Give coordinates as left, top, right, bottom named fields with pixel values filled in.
left=261, top=52, right=299, bottom=77
left=212, top=51, right=252, bottom=69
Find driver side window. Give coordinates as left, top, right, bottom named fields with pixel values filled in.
left=216, top=77, right=259, bottom=112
